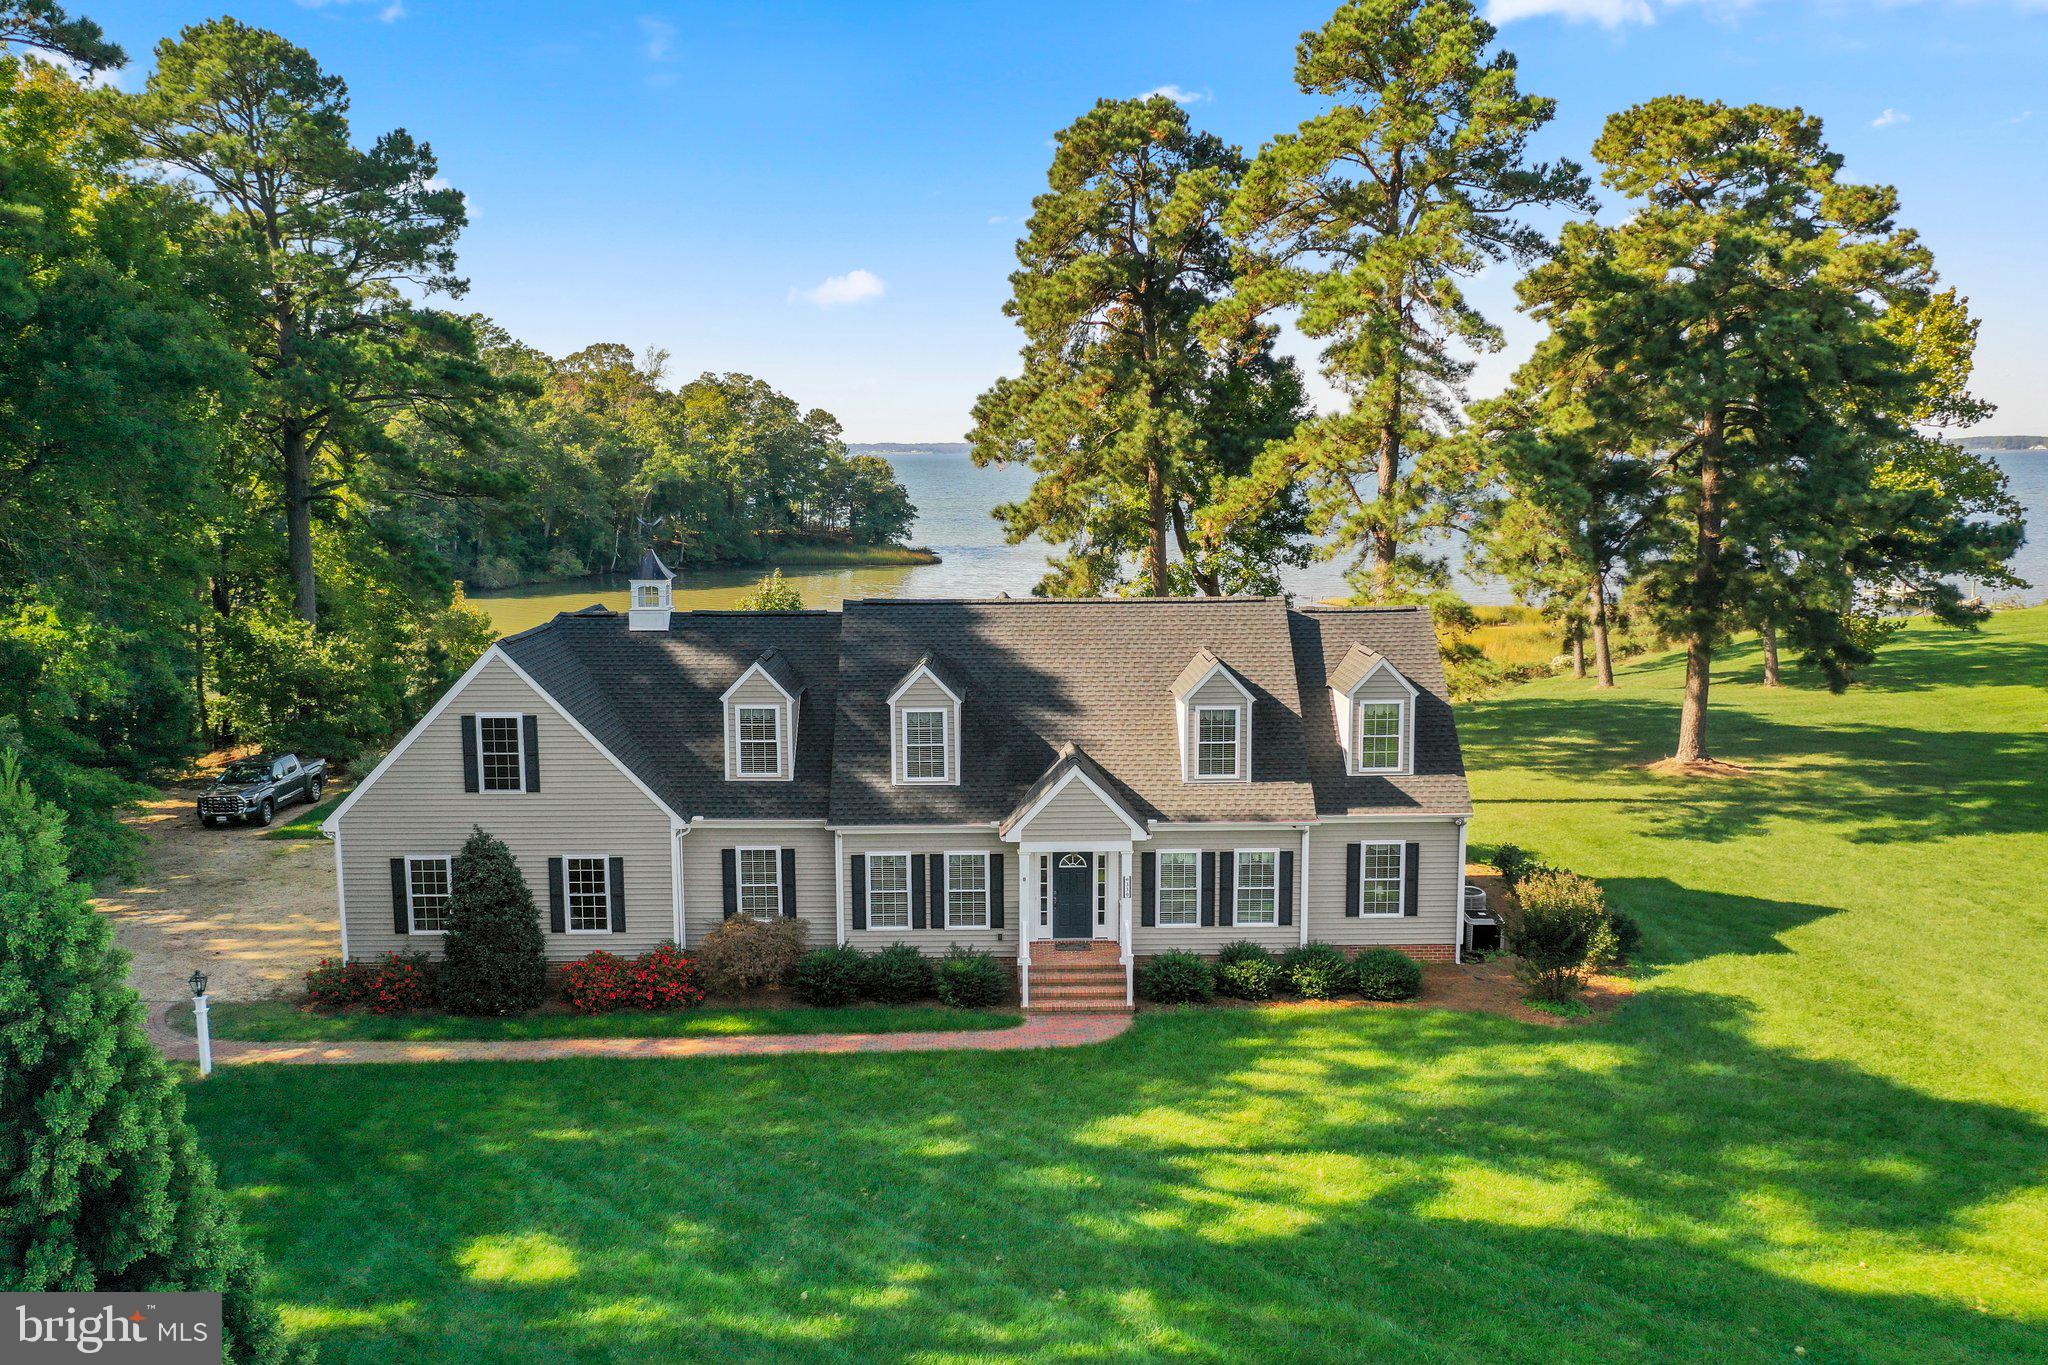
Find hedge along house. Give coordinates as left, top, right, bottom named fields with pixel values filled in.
left=322, top=558, right=1474, bottom=1011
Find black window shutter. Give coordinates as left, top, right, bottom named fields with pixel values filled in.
left=1345, top=842, right=1362, bottom=918
left=1140, top=851, right=1157, bottom=928
left=460, top=714, right=479, bottom=792
left=720, top=848, right=738, bottom=919
left=547, top=857, right=566, bottom=933
left=390, top=858, right=409, bottom=934
left=1218, top=851, right=1236, bottom=927
left=608, top=856, right=626, bottom=932
left=522, top=714, right=541, bottom=792
left=780, top=846, right=798, bottom=918
left=989, top=852, right=1005, bottom=929
left=928, top=854, right=946, bottom=928
left=910, top=853, right=928, bottom=929
left=850, top=853, right=868, bottom=930
left=1200, top=851, right=1217, bottom=927
left=1279, top=850, right=1295, bottom=926
left=1403, top=841, right=1421, bottom=917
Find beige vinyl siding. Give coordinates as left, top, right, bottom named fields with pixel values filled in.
left=1182, top=672, right=1251, bottom=781
left=724, top=672, right=794, bottom=781
left=680, top=825, right=835, bottom=949
left=335, top=655, right=677, bottom=963
left=1304, top=817, right=1461, bottom=947
left=890, top=674, right=958, bottom=783
left=1012, top=779, right=1135, bottom=843
left=841, top=829, right=1019, bottom=957
left=1135, top=827, right=1304, bottom=954
left=1345, top=669, right=1415, bottom=773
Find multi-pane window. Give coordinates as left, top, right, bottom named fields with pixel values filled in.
left=1156, top=851, right=1199, bottom=926
left=868, top=853, right=911, bottom=929
left=479, top=715, right=525, bottom=791
left=903, top=709, right=948, bottom=781
left=1358, top=841, right=1404, bottom=915
left=739, top=848, right=782, bottom=919
left=634, top=584, right=662, bottom=608
left=1236, top=850, right=1278, bottom=925
left=407, top=856, right=452, bottom=933
left=945, top=853, right=989, bottom=929
left=1195, top=707, right=1240, bottom=778
left=1356, top=701, right=1403, bottom=772
left=736, top=705, right=780, bottom=777
left=565, top=856, right=611, bottom=932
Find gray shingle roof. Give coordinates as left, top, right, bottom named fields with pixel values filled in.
left=997, top=743, right=1148, bottom=839
left=494, top=597, right=1468, bottom=828
left=1326, top=642, right=1391, bottom=695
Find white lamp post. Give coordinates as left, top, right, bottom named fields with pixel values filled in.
left=189, top=969, right=212, bottom=1077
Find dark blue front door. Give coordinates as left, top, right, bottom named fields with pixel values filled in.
left=1052, top=852, right=1093, bottom=939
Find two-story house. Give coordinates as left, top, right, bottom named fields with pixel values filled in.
left=321, top=554, right=1474, bottom=1010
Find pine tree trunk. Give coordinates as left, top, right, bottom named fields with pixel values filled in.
left=283, top=424, right=318, bottom=624
left=1571, top=627, right=1586, bottom=678
left=1591, top=579, right=1615, bottom=688
left=1145, top=451, right=1169, bottom=596
left=1760, top=622, right=1782, bottom=687
left=1675, top=411, right=1726, bottom=764
left=1370, top=420, right=1400, bottom=599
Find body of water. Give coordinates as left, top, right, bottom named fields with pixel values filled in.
left=476, top=447, right=2048, bottom=635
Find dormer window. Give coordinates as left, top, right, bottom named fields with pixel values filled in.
left=736, top=705, right=782, bottom=776
left=722, top=653, right=801, bottom=782
left=902, top=709, right=949, bottom=782
left=1328, top=643, right=1417, bottom=775
left=1354, top=700, right=1404, bottom=773
left=888, top=656, right=962, bottom=787
left=1194, top=706, right=1241, bottom=779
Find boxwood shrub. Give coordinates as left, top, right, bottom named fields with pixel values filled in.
left=1349, top=947, right=1423, bottom=1002
left=933, top=945, right=1007, bottom=1008
left=1138, top=950, right=1215, bottom=1004
left=1214, top=941, right=1282, bottom=1001
left=860, top=942, right=934, bottom=1004
left=1281, top=942, right=1351, bottom=1000
left=790, top=946, right=867, bottom=1007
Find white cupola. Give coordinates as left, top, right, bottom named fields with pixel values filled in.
left=628, top=549, right=675, bottom=631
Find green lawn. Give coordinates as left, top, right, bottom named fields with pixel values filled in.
left=183, top=609, right=2048, bottom=1362
left=168, top=999, right=1021, bottom=1041
left=260, top=789, right=344, bottom=839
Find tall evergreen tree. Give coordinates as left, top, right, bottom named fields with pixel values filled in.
left=0, top=0, right=119, bottom=67
left=1518, top=97, right=2023, bottom=763
left=436, top=826, right=547, bottom=1015
left=0, top=756, right=295, bottom=1362
left=1207, top=0, right=1591, bottom=600
left=970, top=95, right=1308, bottom=597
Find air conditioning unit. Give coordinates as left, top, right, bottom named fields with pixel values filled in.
left=1462, top=883, right=1501, bottom=956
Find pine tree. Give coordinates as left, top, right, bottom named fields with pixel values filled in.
left=436, top=826, right=547, bottom=1015
left=0, top=754, right=296, bottom=1363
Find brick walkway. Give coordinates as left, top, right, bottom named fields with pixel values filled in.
left=149, top=1003, right=1130, bottom=1067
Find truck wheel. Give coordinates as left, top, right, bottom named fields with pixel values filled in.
left=306, top=777, right=323, bottom=804
left=254, top=799, right=274, bottom=827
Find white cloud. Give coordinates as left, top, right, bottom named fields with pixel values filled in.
left=987, top=214, right=1011, bottom=225
left=295, top=0, right=407, bottom=17
left=1141, top=84, right=1208, bottom=105
left=16, top=47, right=132, bottom=88
left=1484, top=0, right=1657, bottom=26
left=790, top=269, right=887, bottom=308
left=1871, top=107, right=1911, bottom=128
left=640, top=15, right=676, bottom=62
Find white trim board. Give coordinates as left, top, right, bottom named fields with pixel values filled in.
left=1002, top=764, right=1150, bottom=842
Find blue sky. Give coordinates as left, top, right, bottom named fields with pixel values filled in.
left=85, top=0, right=2048, bottom=440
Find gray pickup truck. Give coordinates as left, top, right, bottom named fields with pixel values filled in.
left=197, top=753, right=327, bottom=827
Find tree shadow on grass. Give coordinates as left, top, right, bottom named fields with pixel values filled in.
left=191, top=990, right=2048, bottom=1363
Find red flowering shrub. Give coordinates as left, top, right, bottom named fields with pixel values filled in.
left=304, top=957, right=374, bottom=1011
left=562, top=942, right=705, bottom=1013
left=304, top=953, right=435, bottom=1013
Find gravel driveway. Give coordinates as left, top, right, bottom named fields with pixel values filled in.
left=92, top=786, right=341, bottom=1004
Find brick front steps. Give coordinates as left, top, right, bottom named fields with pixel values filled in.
left=1027, top=940, right=1130, bottom=1014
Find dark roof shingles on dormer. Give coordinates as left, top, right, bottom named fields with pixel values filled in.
left=1291, top=608, right=1470, bottom=817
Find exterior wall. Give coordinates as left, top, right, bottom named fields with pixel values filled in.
left=840, top=827, right=1020, bottom=958
left=680, top=824, right=836, bottom=949
left=1133, top=826, right=1306, bottom=955
left=1012, top=780, right=1136, bottom=843
left=1303, top=817, right=1462, bottom=948
left=1343, top=669, right=1416, bottom=774
left=1181, top=673, right=1252, bottom=781
left=889, top=673, right=959, bottom=784
left=335, top=654, right=678, bottom=964
left=723, top=672, right=795, bottom=782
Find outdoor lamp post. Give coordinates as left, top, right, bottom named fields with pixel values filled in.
left=190, top=968, right=212, bottom=1077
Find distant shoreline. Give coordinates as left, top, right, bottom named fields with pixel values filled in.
left=469, top=541, right=940, bottom=597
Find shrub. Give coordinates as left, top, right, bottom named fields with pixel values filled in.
left=1216, top=956, right=1282, bottom=1002
left=435, top=826, right=549, bottom=1015
left=1491, top=842, right=1549, bottom=892
left=1215, top=940, right=1276, bottom=967
left=693, top=916, right=808, bottom=995
left=629, top=941, right=705, bottom=1009
left=562, top=942, right=705, bottom=1013
left=1598, top=909, right=1643, bottom=967
left=934, top=945, right=1007, bottom=1008
left=1350, top=947, right=1423, bottom=1002
left=561, top=950, right=632, bottom=1013
left=365, top=951, right=435, bottom=1013
left=861, top=942, right=935, bottom=1004
left=1281, top=943, right=1351, bottom=1000
left=1138, top=950, right=1215, bottom=1004
left=791, top=946, right=867, bottom=1007
left=304, top=956, right=374, bottom=1011
left=1507, top=869, right=1609, bottom=1003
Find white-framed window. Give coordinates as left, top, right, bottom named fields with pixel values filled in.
left=738, top=846, right=782, bottom=920
left=944, top=852, right=989, bottom=929
left=406, top=855, right=453, bottom=933
left=1354, top=699, right=1405, bottom=773
left=735, top=705, right=781, bottom=777
left=634, top=584, right=663, bottom=608
left=1156, top=850, right=1200, bottom=927
left=1358, top=840, right=1405, bottom=916
left=1194, top=706, right=1241, bottom=779
left=901, top=708, right=949, bottom=782
left=867, top=852, right=911, bottom=930
left=478, top=713, right=526, bottom=792
left=564, top=855, right=612, bottom=933
left=1235, top=850, right=1279, bottom=926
